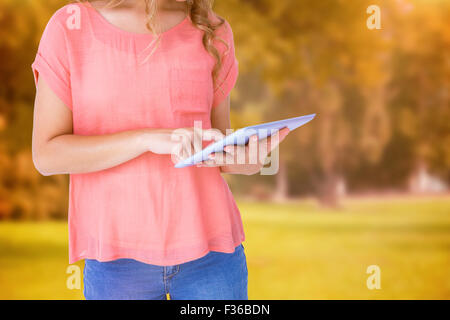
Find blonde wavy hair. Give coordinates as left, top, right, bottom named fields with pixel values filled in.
left=77, top=0, right=228, bottom=87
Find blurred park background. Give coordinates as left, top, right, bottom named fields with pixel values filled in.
left=0, top=0, right=449, bottom=299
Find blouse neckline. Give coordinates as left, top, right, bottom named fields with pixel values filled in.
left=84, top=2, right=190, bottom=39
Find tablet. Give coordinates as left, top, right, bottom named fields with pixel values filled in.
left=174, top=113, right=316, bottom=168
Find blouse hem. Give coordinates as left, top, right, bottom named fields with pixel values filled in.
left=69, top=234, right=246, bottom=267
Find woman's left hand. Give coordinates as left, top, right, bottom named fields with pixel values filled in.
left=198, top=127, right=290, bottom=175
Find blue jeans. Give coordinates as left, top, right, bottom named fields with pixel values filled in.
left=83, top=244, right=248, bottom=300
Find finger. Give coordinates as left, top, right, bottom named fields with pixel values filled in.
left=182, top=142, right=193, bottom=160
left=202, top=152, right=225, bottom=166
left=246, top=134, right=260, bottom=164
left=267, top=127, right=290, bottom=152
left=224, top=145, right=237, bottom=155
left=197, top=159, right=216, bottom=167
left=266, top=132, right=279, bottom=153
left=192, top=127, right=204, bottom=152
left=248, top=133, right=259, bottom=152
left=223, top=151, right=238, bottom=165
left=248, top=134, right=259, bottom=145
left=279, top=127, right=290, bottom=139
left=171, top=143, right=183, bottom=164
left=208, top=152, right=224, bottom=161
left=203, top=128, right=225, bottom=141
left=173, top=130, right=195, bottom=158
left=233, top=145, right=248, bottom=164
left=208, top=152, right=234, bottom=166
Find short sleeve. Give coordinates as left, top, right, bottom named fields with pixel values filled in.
left=31, top=10, right=73, bottom=111
left=212, top=19, right=239, bottom=108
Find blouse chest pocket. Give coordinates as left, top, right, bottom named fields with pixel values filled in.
left=169, top=66, right=213, bottom=115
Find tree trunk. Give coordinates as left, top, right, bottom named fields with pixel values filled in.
left=317, top=173, right=345, bottom=208
left=273, top=158, right=288, bottom=202
left=408, top=159, right=426, bottom=193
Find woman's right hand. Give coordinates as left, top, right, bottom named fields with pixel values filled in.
left=145, top=127, right=225, bottom=165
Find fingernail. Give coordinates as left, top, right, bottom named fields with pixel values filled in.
left=208, top=154, right=215, bottom=159
left=224, top=146, right=231, bottom=152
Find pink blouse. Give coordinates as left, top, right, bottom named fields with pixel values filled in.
left=31, top=3, right=245, bottom=266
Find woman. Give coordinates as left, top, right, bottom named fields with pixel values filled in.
left=32, top=0, right=289, bottom=300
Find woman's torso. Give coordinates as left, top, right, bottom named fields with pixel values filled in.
left=32, top=3, right=244, bottom=266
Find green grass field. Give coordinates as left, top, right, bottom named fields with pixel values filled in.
left=0, top=197, right=449, bottom=300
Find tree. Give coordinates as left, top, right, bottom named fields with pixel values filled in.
left=388, top=0, right=450, bottom=190
left=218, top=0, right=392, bottom=206
left=0, top=0, right=69, bottom=220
